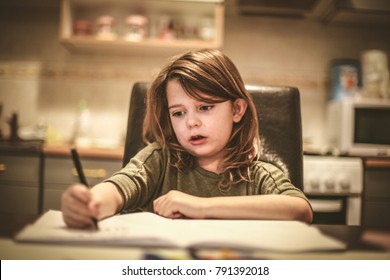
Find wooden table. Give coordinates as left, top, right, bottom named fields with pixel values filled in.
left=1, top=213, right=389, bottom=260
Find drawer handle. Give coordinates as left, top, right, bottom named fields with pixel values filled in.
left=72, top=168, right=107, bottom=179
left=0, top=164, right=5, bottom=172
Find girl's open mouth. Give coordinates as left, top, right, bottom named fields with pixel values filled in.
left=190, top=135, right=207, bottom=145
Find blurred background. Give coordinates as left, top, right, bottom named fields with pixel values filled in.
left=1, top=0, right=390, bottom=227
left=0, top=0, right=389, bottom=151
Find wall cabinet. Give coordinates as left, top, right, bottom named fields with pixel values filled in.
left=43, top=155, right=122, bottom=211
left=316, top=0, right=390, bottom=26
left=0, top=154, right=42, bottom=215
left=59, top=0, right=225, bottom=55
left=237, top=0, right=390, bottom=26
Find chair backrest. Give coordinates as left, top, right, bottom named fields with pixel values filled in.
left=123, top=82, right=303, bottom=190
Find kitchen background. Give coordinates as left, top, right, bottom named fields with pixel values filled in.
left=1, top=0, right=390, bottom=152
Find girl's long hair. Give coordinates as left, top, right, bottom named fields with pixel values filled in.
left=143, top=49, right=260, bottom=191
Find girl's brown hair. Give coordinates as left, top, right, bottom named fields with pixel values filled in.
left=143, top=49, right=260, bottom=190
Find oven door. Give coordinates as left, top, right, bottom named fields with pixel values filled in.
left=307, top=195, right=348, bottom=225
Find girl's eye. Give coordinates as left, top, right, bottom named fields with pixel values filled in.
left=171, top=111, right=185, bottom=117
left=199, top=105, right=214, bottom=111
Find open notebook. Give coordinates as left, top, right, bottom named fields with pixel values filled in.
left=15, top=210, right=346, bottom=252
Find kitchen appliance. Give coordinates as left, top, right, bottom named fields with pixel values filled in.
left=304, top=155, right=363, bottom=225
left=326, top=97, right=390, bottom=156
left=361, top=49, right=389, bottom=99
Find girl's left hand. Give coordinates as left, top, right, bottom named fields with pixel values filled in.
left=153, top=190, right=207, bottom=219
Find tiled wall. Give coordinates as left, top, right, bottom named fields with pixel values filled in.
left=1, top=3, right=390, bottom=151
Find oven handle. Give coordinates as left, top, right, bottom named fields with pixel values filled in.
left=309, top=199, right=343, bottom=213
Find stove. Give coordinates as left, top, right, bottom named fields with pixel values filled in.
left=303, top=155, right=363, bottom=225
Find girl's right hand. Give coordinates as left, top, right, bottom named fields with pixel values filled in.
left=61, top=184, right=100, bottom=229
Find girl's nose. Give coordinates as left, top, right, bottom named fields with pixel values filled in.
left=186, top=113, right=201, bottom=128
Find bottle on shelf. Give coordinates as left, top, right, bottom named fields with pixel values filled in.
left=73, top=99, right=92, bottom=148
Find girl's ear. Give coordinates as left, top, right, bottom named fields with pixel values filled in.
left=233, top=98, right=248, bottom=123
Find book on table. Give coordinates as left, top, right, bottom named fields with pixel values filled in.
left=15, top=210, right=346, bottom=252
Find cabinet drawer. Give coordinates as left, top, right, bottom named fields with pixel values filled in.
left=364, top=170, right=390, bottom=198
left=0, top=155, right=41, bottom=185
left=44, top=156, right=122, bottom=186
left=43, top=186, right=67, bottom=211
left=0, top=185, right=39, bottom=214
left=43, top=156, right=122, bottom=211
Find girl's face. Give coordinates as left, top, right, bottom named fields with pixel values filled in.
left=166, top=79, right=247, bottom=172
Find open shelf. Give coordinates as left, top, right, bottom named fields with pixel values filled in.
left=59, top=0, right=225, bottom=55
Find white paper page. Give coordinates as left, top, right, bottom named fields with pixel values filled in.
left=16, top=210, right=180, bottom=247
left=15, top=210, right=346, bottom=252
left=163, top=219, right=346, bottom=252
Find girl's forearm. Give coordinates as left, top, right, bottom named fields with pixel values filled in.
left=202, top=195, right=313, bottom=223
left=91, top=182, right=124, bottom=219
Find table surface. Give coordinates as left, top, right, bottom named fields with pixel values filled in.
left=1, top=213, right=389, bottom=260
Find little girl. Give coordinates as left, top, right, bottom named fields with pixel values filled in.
left=61, top=49, right=313, bottom=228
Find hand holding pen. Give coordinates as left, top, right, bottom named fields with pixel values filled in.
left=70, top=148, right=99, bottom=230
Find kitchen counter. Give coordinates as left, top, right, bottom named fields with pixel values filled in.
left=364, top=157, right=390, bottom=168
left=43, top=145, right=124, bottom=160
left=0, top=140, right=44, bottom=155
left=0, top=140, right=124, bottom=160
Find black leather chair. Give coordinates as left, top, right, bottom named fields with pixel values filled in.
left=123, top=82, right=303, bottom=190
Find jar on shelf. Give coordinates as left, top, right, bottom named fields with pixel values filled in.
left=158, top=15, right=176, bottom=40
left=96, top=15, right=117, bottom=40
left=181, top=17, right=198, bottom=39
left=199, top=18, right=215, bottom=41
left=125, top=15, right=148, bottom=41
left=72, top=20, right=92, bottom=36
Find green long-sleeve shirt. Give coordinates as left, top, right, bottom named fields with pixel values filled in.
left=105, top=142, right=309, bottom=213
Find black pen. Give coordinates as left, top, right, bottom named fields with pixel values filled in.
left=70, top=147, right=99, bottom=230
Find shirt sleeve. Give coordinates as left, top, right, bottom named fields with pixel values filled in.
left=104, top=143, right=166, bottom=213
left=253, top=161, right=310, bottom=202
